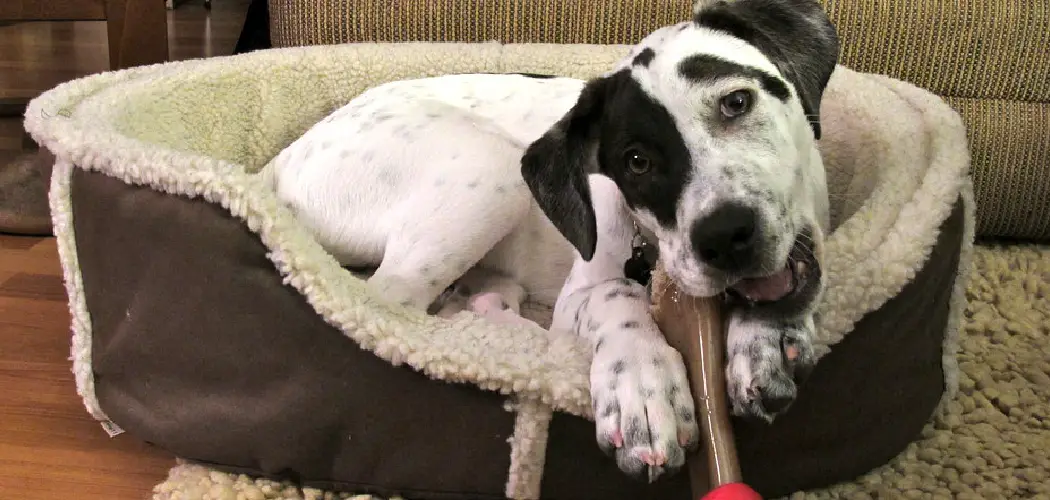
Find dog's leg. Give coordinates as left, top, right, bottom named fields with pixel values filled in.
left=456, top=267, right=529, bottom=315
left=553, top=176, right=699, bottom=482
left=368, top=199, right=530, bottom=310
left=367, top=137, right=533, bottom=311
left=725, top=310, right=817, bottom=422
left=431, top=267, right=536, bottom=327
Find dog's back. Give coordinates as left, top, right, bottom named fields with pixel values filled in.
left=263, top=73, right=586, bottom=305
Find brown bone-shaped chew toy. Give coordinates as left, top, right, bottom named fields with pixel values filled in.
left=651, top=264, right=760, bottom=499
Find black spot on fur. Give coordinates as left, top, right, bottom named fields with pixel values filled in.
left=605, top=289, right=623, bottom=301
left=693, top=0, right=840, bottom=139
left=678, top=407, right=695, bottom=422
left=677, top=54, right=789, bottom=101
left=467, top=180, right=479, bottom=189
left=600, top=403, right=619, bottom=417
left=632, top=47, right=656, bottom=67
left=624, top=416, right=643, bottom=437
left=520, top=70, right=693, bottom=258
left=594, top=72, right=695, bottom=229
left=621, top=320, right=640, bottom=329
left=668, top=385, right=681, bottom=398
left=611, top=360, right=627, bottom=375
left=651, top=356, right=664, bottom=368
left=428, top=279, right=439, bottom=287
left=594, top=338, right=604, bottom=353
left=499, top=299, right=510, bottom=310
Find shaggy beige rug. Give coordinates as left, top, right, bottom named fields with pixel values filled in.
left=0, top=148, right=54, bottom=236
left=152, top=243, right=1050, bottom=500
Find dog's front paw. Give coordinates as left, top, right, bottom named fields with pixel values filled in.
left=590, top=338, right=700, bottom=482
left=726, top=318, right=816, bottom=422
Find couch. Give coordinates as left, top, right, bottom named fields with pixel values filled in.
left=266, top=0, right=1050, bottom=243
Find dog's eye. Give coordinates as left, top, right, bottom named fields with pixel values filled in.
left=720, top=89, right=753, bottom=118
left=624, top=149, right=651, bottom=175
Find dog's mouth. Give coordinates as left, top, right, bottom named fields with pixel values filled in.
left=726, top=231, right=821, bottom=309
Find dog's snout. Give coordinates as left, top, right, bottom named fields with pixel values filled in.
left=690, top=202, right=759, bottom=272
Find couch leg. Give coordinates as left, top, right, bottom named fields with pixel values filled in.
left=0, top=98, right=28, bottom=119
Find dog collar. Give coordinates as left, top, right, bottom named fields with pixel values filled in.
left=624, top=221, right=658, bottom=288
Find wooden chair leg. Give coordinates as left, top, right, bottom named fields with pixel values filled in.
left=105, top=0, right=170, bottom=71
left=0, top=98, right=28, bottom=119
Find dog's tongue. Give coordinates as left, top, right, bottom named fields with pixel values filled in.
left=731, top=266, right=794, bottom=302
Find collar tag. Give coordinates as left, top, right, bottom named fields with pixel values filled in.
left=624, top=226, right=657, bottom=288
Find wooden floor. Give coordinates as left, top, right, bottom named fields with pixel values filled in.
left=0, top=1, right=250, bottom=498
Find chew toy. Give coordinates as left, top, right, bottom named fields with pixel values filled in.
left=651, top=268, right=762, bottom=500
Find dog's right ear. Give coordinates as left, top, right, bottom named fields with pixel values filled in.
left=693, top=0, right=840, bottom=140
left=521, top=76, right=613, bottom=261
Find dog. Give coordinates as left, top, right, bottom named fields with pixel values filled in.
left=261, top=0, right=839, bottom=482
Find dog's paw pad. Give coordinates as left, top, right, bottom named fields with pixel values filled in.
left=467, top=292, right=536, bottom=327
left=467, top=292, right=510, bottom=315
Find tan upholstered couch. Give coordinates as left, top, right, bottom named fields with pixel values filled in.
left=266, top=0, right=1049, bottom=242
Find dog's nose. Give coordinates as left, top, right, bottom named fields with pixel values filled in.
left=690, top=202, right=759, bottom=272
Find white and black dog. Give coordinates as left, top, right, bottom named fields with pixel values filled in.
left=263, top=0, right=839, bottom=482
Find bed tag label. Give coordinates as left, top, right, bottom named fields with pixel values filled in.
left=100, top=419, right=125, bottom=437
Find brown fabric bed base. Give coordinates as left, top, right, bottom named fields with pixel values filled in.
left=70, top=167, right=963, bottom=499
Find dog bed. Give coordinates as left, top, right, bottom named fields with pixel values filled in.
left=26, top=42, right=974, bottom=500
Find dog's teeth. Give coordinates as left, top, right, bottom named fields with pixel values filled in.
left=794, top=260, right=807, bottom=278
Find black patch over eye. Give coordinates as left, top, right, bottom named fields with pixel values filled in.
left=720, top=89, right=754, bottom=118
left=624, top=148, right=651, bottom=175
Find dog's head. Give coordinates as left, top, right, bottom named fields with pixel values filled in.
left=522, top=0, right=839, bottom=316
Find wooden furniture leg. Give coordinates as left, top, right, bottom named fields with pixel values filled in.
left=105, top=0, right=170, bottom=71
left=1, top=0, right=169, bottom=235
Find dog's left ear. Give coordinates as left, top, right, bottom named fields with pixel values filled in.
left=521, top=75, right=615, bottom=261
left=694, top=0, right=840, bottom=139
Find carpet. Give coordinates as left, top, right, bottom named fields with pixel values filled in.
left=151, top=243, right=1050, bottom=499
left=0, top=148, right=54, bottom=236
